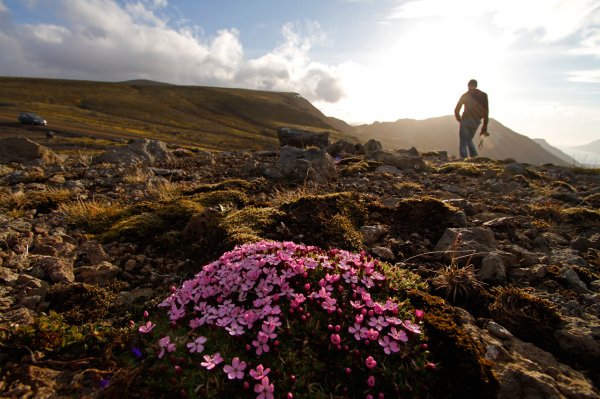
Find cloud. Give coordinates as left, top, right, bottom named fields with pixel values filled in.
left=386, top=0, right=600, bottom=44
left=568, top=70, right=600, bottom=83
left=0, top=0, right=344, bottom=103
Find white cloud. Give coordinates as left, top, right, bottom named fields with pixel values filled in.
left=568, top=70, right=600, bottom=83
left=0, top=0, right=343, bottom=103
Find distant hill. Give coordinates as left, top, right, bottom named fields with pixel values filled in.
left=573, top=139, right=600, bottom=155
left=534, top=139, right=578, bottom=166
left=355, top=116, right=570, bottom=166
left=0, top=76, right=355, bottom=151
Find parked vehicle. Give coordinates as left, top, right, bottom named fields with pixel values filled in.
left=18, top=112, right=47, bottom=126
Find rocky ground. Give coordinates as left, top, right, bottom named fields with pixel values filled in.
left=0, top=134, right=599, bottom=398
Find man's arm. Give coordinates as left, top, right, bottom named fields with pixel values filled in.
left=481, top=92, right=489, bottom=132
left=454, top=95, right=464, bottom=122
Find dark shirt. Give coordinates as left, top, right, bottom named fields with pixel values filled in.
left=455, top=89, right=489, bottom=129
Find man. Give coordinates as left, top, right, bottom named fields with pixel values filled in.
left=454, top=79, right=489, bottom=158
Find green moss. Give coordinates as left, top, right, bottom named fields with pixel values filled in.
left=190, top=189, right=249, bottom=208
left=380, top=263, right=428, bottom=293
left=341, top=160, right=369, bottom=175
left=407, top=290, right=498, bottom=399
left=1, top=188, right=73, bottom=213
left=100, top=199, right=204, bottom=243
left=183, top=179, right=252, bottom=195
left=323, top=213, right=363, bottom=251
left=221, top=206, right=284, bottom=246
left=561, top=207, right=600, bottom=224
left=46, top=283, right=116, bottom=324
left=489, top=286, right=562, bottom=349
left=278, top=192, right=367, bottom=250
left=437, top=162, right=483, bottom=176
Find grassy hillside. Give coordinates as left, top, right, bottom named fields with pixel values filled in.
left=0, top=77, right=355, bottom=152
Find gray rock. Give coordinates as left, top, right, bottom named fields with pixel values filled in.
left=75, top=261, right=121, bottom=285
left=555, top=324, right=600, bottom=360
left=93, top=139, right=173, bottom=164
left=370, top=246, right=395, bottom=261
left=28, top=255, right=74, bottom=284
left=277, top=127, right=329, bottom=149
left=433, top=227, right=498, bottom=265
left=0, top=266, right=20, bottom=286
left=590, top=280, right=600, bottom=292
left=550, top=248, right=588, bottom=268
left=509, top=264, right=547, bottom=282
left=276, top=146, right=337, bottom=184
left=80, top=240, right=110, bottom=266
left=326, top=139, right=364, bottom=157
left=375, top=165, right=403, bottom=176
left=369, top=147, right=426, bottom=170
left=487, top=321, right=513, bottom=340
left=559, top=267, right=589, bottom=293
left=360, top=224, right=389, bottom=244
left=364, top=139, right=382, bottom=155
left=0, top=307, right=37, bottom=325
left=478, top=252, right=506, bottom=283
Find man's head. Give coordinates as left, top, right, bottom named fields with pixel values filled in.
left=468, top=79, right=478, bottom=92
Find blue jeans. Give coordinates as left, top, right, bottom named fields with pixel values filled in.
left=459, top=119, right=480, bottom=158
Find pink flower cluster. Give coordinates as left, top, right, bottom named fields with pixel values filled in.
left=145, top=240, right=425, bottom=398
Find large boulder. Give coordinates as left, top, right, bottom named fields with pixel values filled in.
left=269, top=146, right=337, bottom=184
left=326, top=139, right=365, bottom=157
left=0, top=137, right=62, bottom=165
left=93, top=139, right=173, bottom=164
left=277, top=128, right=330, bottom=149
left=434, top=227, right=498, bottom=266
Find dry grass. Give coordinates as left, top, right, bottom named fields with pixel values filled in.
left=270, top=184, right=322, bottom=206
left=146, top=180, right=184, bottom=201
left=59, top=197, right=124, bottom=229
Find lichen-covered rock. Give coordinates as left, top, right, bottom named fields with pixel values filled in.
left=93, top=139, right=173, bottom=164
left=275, top=145, right=337, bottom=184
left=28, top=255, right=75, bottom=284
left=277, top=127, right=329, bottom=149
left=0, top=137, right=62, bottom=165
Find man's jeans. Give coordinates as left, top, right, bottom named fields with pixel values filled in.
left=459, top=119, right=480, bottom=158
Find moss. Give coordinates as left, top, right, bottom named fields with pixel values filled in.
left=340, top=160, right=369, bottom=175
left=380, top=263, right=428, bottom=293
left=2, top=188, right=73, bottom=213
left=183, top=179, right=252, bottom=195
left=437, top=162, right=483, bottom=176
left=407, top=290, right=498, bottom=399
left=561, top=207, right=600, bottom=224
left=277, top=192, right=368, bottom=250
left=570, top=264, right=600, bottom=286
left=489, top=286, right=562, bottom=349
left=60, top=198, right=127, bottom=232
left=190, top=189, right=249, bottom=208
left=46, top=283, right=116, bottom=324
left=221, top=206, right=284, bottom=246
left=372, top=196, right=460, bottom=244
left=100, top=199, right=204, bottom=243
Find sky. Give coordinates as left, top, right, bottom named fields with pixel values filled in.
left=1, top=0, right=599, bottom=148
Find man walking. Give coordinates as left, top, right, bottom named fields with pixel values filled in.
left=454, top=79, right=489, bottom=158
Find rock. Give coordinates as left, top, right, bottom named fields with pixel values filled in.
left=550, top=248, right=588, bottom=268
left=28, top=255, right=75, bottom=283
left=364, top=139, right=382, bottom=155
left=572, top=234, right=600, bottom=252
left=80, top=240, right=110, bottom=265
left=591, top=280, right=600, bottom=292
left=487, top=321, right=513, bottom=340
left=0, top=137, right=62, bottom=165
left=275, top=146, right=337, bottom=184
left=277, top=127, right=329, bottom=149
left=360, top=224, right=389, bottom=245
left=124, top=258, right=137, bottom=272
left=369, top=147, right=427, bottom=170
left=433, top=227, right=498, bottom=265
left=93, top=139, right=173, bottom=164
left=375, top=165, right=403, bottom=176
left=75, top=261, right=121, bottom=285
left=478, top=252, right=506, bottom=283
left=0, top=307, right=37, bottom=325
left=509, top=264, right=547, bottom=282
left=17, top=365, right=62, bottom=399
left=326, top=140, right=364, bottom=157
left=0, top=266, right=20, bottom=286
left=554, top=323, right=600, bottom=360
left=559, top=267, right=589, bottom=293
left=370, top=246, right=395, bottom=261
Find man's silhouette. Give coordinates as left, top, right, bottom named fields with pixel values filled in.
left=454, top=79, right=489, bottom=158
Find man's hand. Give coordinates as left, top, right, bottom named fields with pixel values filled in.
left=480, top=129, right=490, bottom=137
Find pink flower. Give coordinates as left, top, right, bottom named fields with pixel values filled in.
left=158, top=336, right=176, bottom=359
left=368, top=316, right=389, bottom=331
left=201, top=353, right=224, bottom=370
left=378, top=335, right=400, bottom=355
left=366, top=328, right=379, bottom=341
left=138, top=321, right=155, bottom=334
left=330, top=334, right=341, bottom=345
left=367, top=375, right=376, bottom=388
left=365, top=356, right=377, bottom=369
left=249, top=364, right=270, bottom=380
left=223, top=357, right=247, bottom=380
left=415, top=309, right=424, bottom=321
left=186, top=336, right=207, bottom=353
left=254, top=376, right=275, bottom=399
left=389, top=327, right=409, bottom=343
left=402, top=320, right=422, bottom=334
left=252, top=331, right=271, bottom=355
